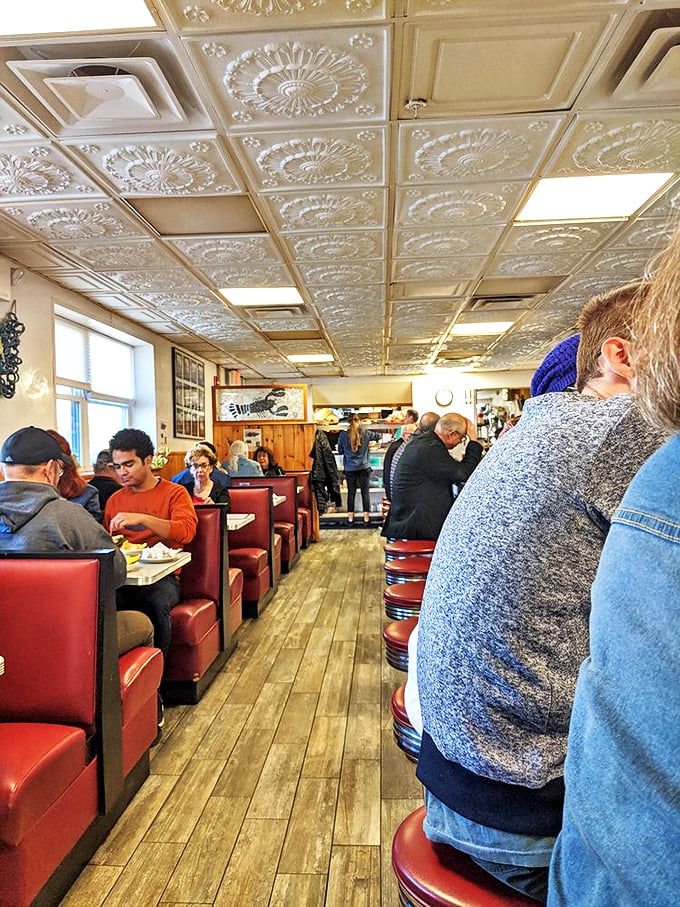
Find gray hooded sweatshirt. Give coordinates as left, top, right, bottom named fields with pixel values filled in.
left=0, top=480, right=126, bottom=586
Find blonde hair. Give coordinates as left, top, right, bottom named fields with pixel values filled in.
left=347, top=413, right=362, bottom=453
left=576, top=282, right=647, bottom=391
left=631, top=224, right=680, bottom=432
left=184, top=443, right=217, bottom=469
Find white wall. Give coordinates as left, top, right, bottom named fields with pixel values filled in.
left=0, top=264, right=217, bottom=451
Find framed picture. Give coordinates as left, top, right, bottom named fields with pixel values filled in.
left=214, top=384, right=307, bottom=423
left=172, top=348, right=206, bottom=439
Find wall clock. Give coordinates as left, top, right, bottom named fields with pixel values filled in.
left=434, top=388, right=453, bottom=407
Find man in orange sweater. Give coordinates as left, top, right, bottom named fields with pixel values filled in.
left=105, top=428, right=198, bottom=661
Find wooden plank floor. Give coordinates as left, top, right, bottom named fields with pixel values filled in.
left=60, top=528, right=423, bottom=907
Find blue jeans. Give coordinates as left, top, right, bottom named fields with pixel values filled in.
left=424, top=790, right=552, bottom=903
left=116, top=574, right=180, bottom=659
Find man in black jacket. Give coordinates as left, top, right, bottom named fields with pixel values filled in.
left=382, top=413, right=482, bottom=541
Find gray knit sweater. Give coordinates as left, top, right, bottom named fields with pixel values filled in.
left=417, top=392, right=664, bottom=789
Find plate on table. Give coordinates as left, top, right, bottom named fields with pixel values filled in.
left=139, top=551, right=181, bottom=564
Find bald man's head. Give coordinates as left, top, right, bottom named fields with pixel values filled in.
left=418, top=411, right=439, bottom=432
left=435, top=413, right=468, bottom=449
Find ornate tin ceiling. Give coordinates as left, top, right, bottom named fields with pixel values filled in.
left=0, top=0, right=679, bottom=379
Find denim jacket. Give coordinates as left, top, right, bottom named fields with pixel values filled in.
left=549, top=433, right=680, bottom=906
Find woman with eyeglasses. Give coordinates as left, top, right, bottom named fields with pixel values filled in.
left=174, top=444, right=231, bottom=506
left=46, top=429, right=103, bottom=522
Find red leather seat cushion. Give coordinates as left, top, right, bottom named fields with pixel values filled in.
left=170, top=598, right=217, bottom=646
left=384, top=580, right=427, bottom=606
left=119, top=647, right=164, bottom=726
left=382, top=617, right=418, bottom=652
left=230, top=547, right=268, bottom=575
left=392, top=806, right=537, bottom=906
left=390, top=684, right=411, bottom=725
left=385, top=556, right=432, bottom=580
left=0, top=723, right=86, bottom=846
left=385, top=539, right=436, bottom=559
left=229, top=567, right=243, bottom=602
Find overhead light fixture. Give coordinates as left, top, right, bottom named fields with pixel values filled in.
left=515, top=173, right=673, bottom=223
left=219, top=287, right=305, bottom=307
left=287, top=353, right=334, bottom=363
left=450, top=321, right=515, bottom=336
left=0, top=0, right=156, bottom=35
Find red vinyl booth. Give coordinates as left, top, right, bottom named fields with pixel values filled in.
left=232, top=476, right=301, bottom=573
left=228, top=486, right=276, bottom=619
left=163, top=504, right=240, bottom=705
left=0, top=551, right=160, bottom=907
left=286, top=470, right=314, bottom=548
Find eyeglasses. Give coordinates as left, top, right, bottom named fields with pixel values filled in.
left=190, top=461, right=211, bottom=471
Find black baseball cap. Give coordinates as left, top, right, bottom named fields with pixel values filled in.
left=0, top=426, right=73, bottom=466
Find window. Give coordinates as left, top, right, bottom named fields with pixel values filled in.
left=55, top=317, right=135, bottom=467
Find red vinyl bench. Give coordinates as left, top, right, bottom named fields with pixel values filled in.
left=232, top=476, right=301, bottom=573
left=228, top=486, right=276, bottom=618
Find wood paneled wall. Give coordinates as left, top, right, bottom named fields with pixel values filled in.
left=158, top=423, right=317, bottom=480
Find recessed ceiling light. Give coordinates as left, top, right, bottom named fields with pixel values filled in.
left=0, top=0, right=156, bottom=36
left=515, top=173, right=673, bottom=223
left=287, top=353, right=334, bottom=363
left=450, top=321, right=515, bottom=336
left=219, top=287, right=305, bottom=307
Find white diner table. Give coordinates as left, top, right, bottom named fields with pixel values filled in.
left=124, top=550, right=192, bottom=586
left=227, top=513, right=255, bottom=530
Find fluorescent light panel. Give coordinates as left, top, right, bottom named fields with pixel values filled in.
left=287, top=353, right=334, bottom=363
left=0, top=0, right=156, bottom=35
left=516, top=173, right=673, bottom=223
left=220, top=287, right=305, bottom=307
left=450, top=321, right=515, bottom=336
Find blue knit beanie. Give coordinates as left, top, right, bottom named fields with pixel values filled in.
left=530, top=333, right=580, bottom=397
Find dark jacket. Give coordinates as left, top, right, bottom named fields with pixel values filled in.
left=382, top=431, right=483, bottom=540
left=310, top=430, right=341, bottom=513
left=171, top=469, right=231, bottom=508
left=262, top=465, right=285, bottom=477
left=382, top=437, right=403, bottom=501
left=88, top=474, right=121, bottom=511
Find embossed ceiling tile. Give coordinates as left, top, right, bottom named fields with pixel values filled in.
left=101, top=269, right=203, bottom=293
left=43, top=269, right=123, bottom=292
left=639, top=179, right=680, bottom=220
left=310, top=285, right=386, bottom=307
left=607, top=219, right=675, bottom=251
left=164, top=0, right=387, bottom=33
left=388, top=343, right=434, bottom=362
left=498, top=222, right=616, bottom=256
left=135, top=288, right=225, bottom=309
left=1, top=199, right=148, bottom=241
left=297, top=261, right=384, bottom=285
left=487, top=251, right=583, bottom=278
left=392, top=257, right=483, bottom=282
left=264, top=188, right=387, bottom=231
left=271, top=340, right=329, bottom=356
left=0, top=96, right=43, bottom=142
left=64, top=134, right=243, bottom=196
left=285, top=230, right=384, bottom=260
left=0, top=141, right=103, bottom=200
left=575, top=248, right=657, bottom=281
left=53, top=239, right=177, bottom=271
left=393, top=226, right=503, bottom=259
left=185, top=26, right=388, bottom=129
left=398, top=115, right=563, bottom=185
left=168, top=234, right=280, bottom=266
left=250, top=316, right=318, bottom=331
left=201, top=263, right=293, bottom=286
left=232, top=126, right=386, bottom=191
left=547, top=110, right=680, bottom=174
left=395, top=183, right=527, bottom=227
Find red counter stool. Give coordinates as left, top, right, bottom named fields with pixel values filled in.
left=391, top=684, right=421, bottom=762
left=385, top=555, right=432, bottom=585
left=383, top=616, right=418, bottom=671
left=384, top=539, right=436, bottom=561
left=384, top=579, right=426, bottom=620
left=392, top=806, right=537, bottom=907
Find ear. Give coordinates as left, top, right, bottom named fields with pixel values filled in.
left=600, top=336, right=634, bottom=382
left=143, top=454, right=153, bottom=467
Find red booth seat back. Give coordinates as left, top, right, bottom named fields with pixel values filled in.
left=179, top=504, right=225, bottom=603
left=0, top=558, right=100, bottom=734
left=287, top=470, right=312, bottom=510
left=232, top=476, right=298, bottom=526
left=228, top=487, right=274, bottom=551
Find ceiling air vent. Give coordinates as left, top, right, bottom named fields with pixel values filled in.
left=246, top=305, right=306, bottom=321
left=468, top=294, right=542, bottom=312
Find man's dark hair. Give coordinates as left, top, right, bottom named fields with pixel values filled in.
left=109, top=428, right=154, bottom=461
left=405, top=408, right=418, bottom=422
left=93, top=449, right=113, bottom=470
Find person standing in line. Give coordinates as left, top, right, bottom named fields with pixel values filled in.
left=548, top=229, right=680, bottom=907
left=337, top=413, right=381, bottom=524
